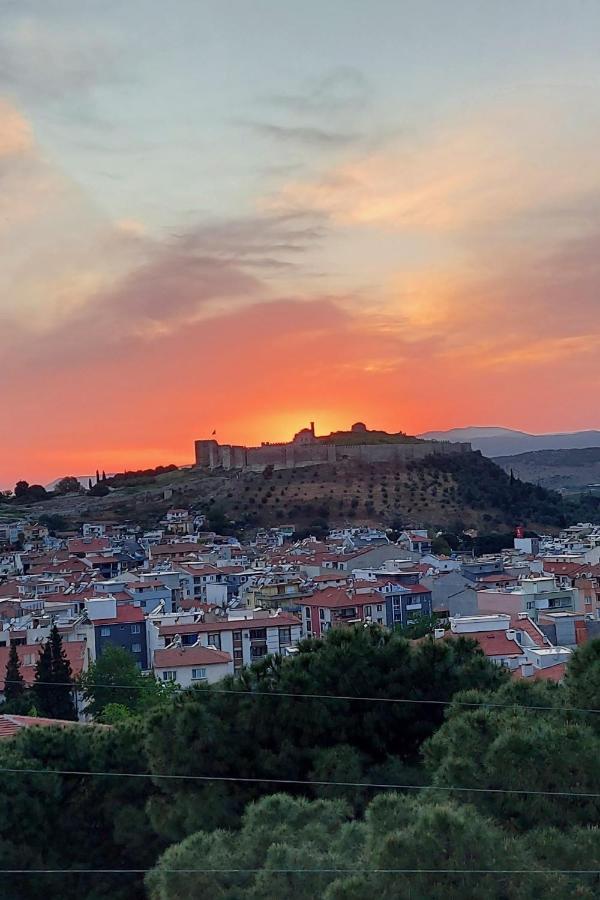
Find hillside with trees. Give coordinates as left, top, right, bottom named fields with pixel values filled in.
left=6, top=450, right=600, bottom=535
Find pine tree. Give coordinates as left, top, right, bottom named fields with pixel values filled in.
left=96, top=469, right=100, bottom=484
left=88, top=478, right=93, bottom=490
left=101, top=470, right=107, bottom=481
left=4, top=643, right=25, bottom=702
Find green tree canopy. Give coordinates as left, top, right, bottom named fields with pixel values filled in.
left=79, top=645, right=171, bottom=720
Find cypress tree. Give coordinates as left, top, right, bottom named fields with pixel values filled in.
left=32, top=627, right=77, bottom=720
left=49, top=625, right=77, bottom=721
left=4, top=643, right=25, bottom=702
left=33, top=641, right=54, bottom=716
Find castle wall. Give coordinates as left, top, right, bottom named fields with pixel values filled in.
left=195, top=436, right=471, bottom=470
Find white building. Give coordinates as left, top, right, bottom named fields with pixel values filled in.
left=153, top=643, right=233, bottom=686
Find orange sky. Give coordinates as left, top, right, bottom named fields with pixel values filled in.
left=1, top=6, right=600, bottom=487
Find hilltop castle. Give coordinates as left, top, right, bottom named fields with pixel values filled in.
left=195, top=422, right=471, bottom=471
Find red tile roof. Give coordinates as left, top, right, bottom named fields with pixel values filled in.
left=0, top=641, right=87, bottom=689
left=509, top=615, right=547, bottom=648
left=67, top=538, right=111, bottom=555
left=305, top=587, right=381, bottom=609
left=513, top=663, right=567, bottom=683
left=0, top=714, right=107, bottom=740
left=154, top=645, right=231, bottom=668
left=542, top=562, right=585, bottom=577
left=445, top=630, right=522, bottom=657
left=92, top=604, right=145, bottom=626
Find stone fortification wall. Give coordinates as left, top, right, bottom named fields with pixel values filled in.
left=196, top=436, right=471, bottom=470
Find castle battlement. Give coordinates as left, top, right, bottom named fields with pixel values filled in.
left=195, top=423, right=471, bottom=471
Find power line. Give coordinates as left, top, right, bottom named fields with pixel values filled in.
left=1, top=767, right=598, bottom=799
left=0, top=867, right=598, bottom=875
left=7, top=678, right=598, bottom=715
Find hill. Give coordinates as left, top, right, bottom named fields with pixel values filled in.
left=7, top=450, right=600, bottom=533
left=494, top=447, right=600, bottom=494
left=419, top=426, right=600, bottom=457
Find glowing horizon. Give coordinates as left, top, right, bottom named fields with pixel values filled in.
left=1, top=2, right=599, bottom=488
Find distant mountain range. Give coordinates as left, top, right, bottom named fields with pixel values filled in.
left=418, top=426, right=600, bottom=457
left=493, top=447, right=600, bottom=494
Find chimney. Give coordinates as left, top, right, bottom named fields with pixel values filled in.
left=310, top=421, right=315, bottom=435
left=434, top=628, right=445, bottom=639
left=520, top=662, right=534, bottom=678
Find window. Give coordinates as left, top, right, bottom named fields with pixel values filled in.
left=131, top=623, right=141, bottom=634
left=131, top=643, right=142, bottom=653
left=279, top=627, right=291, bottom=646
left=376, top=604, right=383, bottom=612
left=251, top=645, right=268, bottom=659
left=207, top=633, right=221, bottom=650
left=100, top=626, right=110, bottom=637
left=162, top=670, right=176, bottom=681
left=319, top=608, right=325, bottom=619
left=377, top=617, right=384, bottom=624
left=192, top=667, right=207, bottom=680
left=249, top=628, right=266, bottom=640
left=364, top=606, right=372, bottom=617
left=305, top=606, right=311, bottom=617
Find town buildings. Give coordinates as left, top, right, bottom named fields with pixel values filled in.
left=1, top=503, right=599, bottom=703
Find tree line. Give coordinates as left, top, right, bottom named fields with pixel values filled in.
left=0, top=628, right=598, bottom=898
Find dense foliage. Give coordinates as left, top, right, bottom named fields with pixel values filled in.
left=410, top=452, right=600, bottom=526
left=1, top=629, right=599, bottom=899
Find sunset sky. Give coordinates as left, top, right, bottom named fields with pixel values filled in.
left=2, top=0, right=600, bottom=486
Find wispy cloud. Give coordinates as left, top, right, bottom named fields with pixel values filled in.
left=268, top=93, right=600, bottom=237
left=245, top=121, right=359, bottom=148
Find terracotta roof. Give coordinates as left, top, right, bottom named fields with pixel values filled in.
left=0, top=641, right=87, bottom=689
left=67, top=538, right=111, bottom=555
left=305, top=587, right=382, bottom=609
left=509, top=616, right=547, bottom=648
left=513, top=663, right=567, bottom=683
left=159, top=613, right=301, bottom=637
left=0, top=714, right=107, bottom=739
left=446, top=630, right=522, bottom=657
left=154, top=645, right=231, bottom=668
left=542, top=562, right=585, bottom=577
left=92, top=604, right=145, bottom=626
